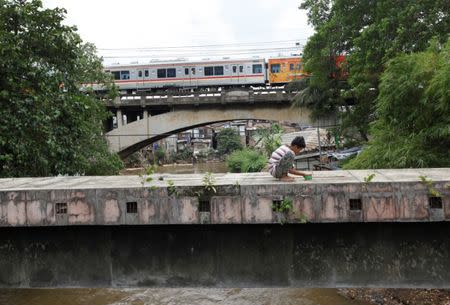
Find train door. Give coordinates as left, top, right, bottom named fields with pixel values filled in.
left=137, top=69, right=145, bottom=90
left=231, top=64, right=242, bottom=84
left=189, top=66, right=199, bottom=87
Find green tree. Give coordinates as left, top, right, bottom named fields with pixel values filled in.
left=216, top=128, right=242, bottom=155
left=255, top=123, right=284, bottom=157
left=0, top=0, right=123, bottom=177
left=298, top=0, right=449, bottom=141
left=345, top=40, right=450, bottom=169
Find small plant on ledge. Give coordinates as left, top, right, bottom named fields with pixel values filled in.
left=419, top=175, right=441, bottom=197
left=167, top=179, right=180, bottom=197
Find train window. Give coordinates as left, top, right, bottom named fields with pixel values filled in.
left=112, top=71, right=120, bottom=80
left=204, top=67, right=214, bottom=76
left=232, top=66, right=237, bottom=73
left=271, top=64, right=280, bottom=73
left=290, top=64, right=294, bottom=71
left=157, top=69, right=166, bottom=78
left=185, top=68, right=189, bottom=75
left=167, top=68, right=176, bottom=78
left=239, top=66, right=243, bottom=73
left=252, top=64, right=262, bottom=74
left=191, top=67, right=196, bottom=75
left=145, top=70, right=149, bottom=77
left=138, top=70, right=143, bottom=77
left=120, top=71, right=130, bottom=80
left=214, top=66, right=224, bottom=75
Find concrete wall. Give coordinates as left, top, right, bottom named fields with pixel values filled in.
left=0, top=169, right=449, bottom=227
left=1, top=169, right=449, bottom=288
left=0, top=223, right=449, bottom=288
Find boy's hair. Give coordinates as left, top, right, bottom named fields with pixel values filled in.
left=291, top=136, right=306, bottom=148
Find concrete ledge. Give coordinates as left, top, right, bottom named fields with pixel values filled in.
left=0, top=169, right=449, bottom=226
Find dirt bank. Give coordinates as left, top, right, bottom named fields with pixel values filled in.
left=339, top=288, right=450, bottom=305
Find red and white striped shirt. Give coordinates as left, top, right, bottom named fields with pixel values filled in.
left=268, top=145, right=294, bottom=177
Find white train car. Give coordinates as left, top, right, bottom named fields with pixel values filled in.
left=104, top=58, right=266, bottom=92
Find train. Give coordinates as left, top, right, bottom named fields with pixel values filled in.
left=101, top=56, right=308, bottom=93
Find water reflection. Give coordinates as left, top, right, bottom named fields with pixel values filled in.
left=121, top=162, right=229, bottom=175
left=0, top=288, right=371, bottom=305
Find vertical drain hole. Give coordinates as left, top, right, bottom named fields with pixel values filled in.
left=126, top=202, right=138, bottom=213
left=349, top=199, right=362, bottom=210
left=56, top=202, right=67, bottom=214
left=429, top=197, right=443, bottom=209
left=199, top=200, right=210, bottom=212
left=272, top=199, right=282, bottom=211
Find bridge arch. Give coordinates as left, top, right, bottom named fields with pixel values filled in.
left=105, top=103, right=333, bottom=157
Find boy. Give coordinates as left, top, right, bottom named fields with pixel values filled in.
left=268, top=136, right=308, bottom=182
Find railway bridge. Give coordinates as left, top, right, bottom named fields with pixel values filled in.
left=0, top=169, right=449, bottom=288
left=104, top=89, right=335, bottom=157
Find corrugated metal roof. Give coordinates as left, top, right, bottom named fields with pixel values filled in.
left=281, top=128, right=334, bottom=151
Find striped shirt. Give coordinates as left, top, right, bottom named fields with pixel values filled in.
left=268, top=145, right=294, bottom=177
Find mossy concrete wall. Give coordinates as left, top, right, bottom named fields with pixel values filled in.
left=0, top=223, right=449, bottom=288
left=0, top=169, right=449, bottom=226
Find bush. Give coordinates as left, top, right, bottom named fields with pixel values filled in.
left=171, top=147, right=193, bottom=162
left=226, top=149, right=267, bottom=173
left=154, top=147, right=165, bottom=163
left=216, top=128, right=243, bottom=155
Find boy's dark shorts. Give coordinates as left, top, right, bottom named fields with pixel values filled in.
left=273, top=151, right=295, bottom=178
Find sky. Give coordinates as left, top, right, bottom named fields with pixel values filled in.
left=42, top=0, right=314, bottom=65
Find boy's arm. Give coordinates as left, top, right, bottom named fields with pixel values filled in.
left=288, top=168, right=309, bottom=176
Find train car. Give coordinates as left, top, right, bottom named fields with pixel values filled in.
left=267, top=56, right=308, bottom=85
left=103, top=58, right=266, bottom=92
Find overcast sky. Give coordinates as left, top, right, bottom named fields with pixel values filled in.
left=42, top=0, right=314, bottom=65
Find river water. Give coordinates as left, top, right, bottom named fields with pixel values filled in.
left=0, top=288, right=371, bottom=305
left=0, top=162, right=371, bottom=305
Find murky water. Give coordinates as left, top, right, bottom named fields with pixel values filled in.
left=121, top=162, right=229, bottom=175
left=0, top=288, right=371, bottom=305
left=156, top=162, right=229, bottom=174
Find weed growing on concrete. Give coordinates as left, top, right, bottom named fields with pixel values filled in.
left=202, top=172, right=217, bottom=194
left=167, top=179, right=180, bottom=197
left=419, top=175, right=441, bottom=197
left=139, top=164, right=158, bottom=190
left=272, top=197, right=293, bottom=214
left=362, top=173, right=376, bottom=191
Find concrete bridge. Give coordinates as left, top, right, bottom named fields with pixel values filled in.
left=0, top=169, right=449, bottom=288
left=104, top=89, right=335, bottom=157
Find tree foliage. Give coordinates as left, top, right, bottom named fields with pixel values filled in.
left=298, top=0, right=449, bottom=141
left=216, top=128, right=243, bottom=155
left=0, top=0, right=123, bottom=177
left=345, top=40, right=450, bottom=169
left=254, top=123, right=284, bottom=157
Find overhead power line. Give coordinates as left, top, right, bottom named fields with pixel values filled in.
left=98, top=39, right=307, bottom=51
left=101, top=48, right=301, bottom=59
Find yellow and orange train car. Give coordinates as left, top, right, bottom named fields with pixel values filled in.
left=267, top=56, right=308, bottom=85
